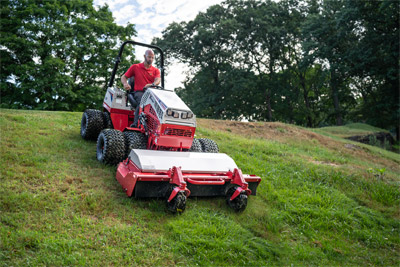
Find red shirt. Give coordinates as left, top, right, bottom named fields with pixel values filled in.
left=124, top=63, right=160, bottom=91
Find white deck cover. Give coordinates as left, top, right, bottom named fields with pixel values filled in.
left=128, top=149, right=238, bottom=173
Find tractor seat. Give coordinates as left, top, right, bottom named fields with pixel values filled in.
left=127, top=77, right=137, bottom=108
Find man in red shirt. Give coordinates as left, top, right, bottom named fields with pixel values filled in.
left=121, top=49, right=161, bottom=127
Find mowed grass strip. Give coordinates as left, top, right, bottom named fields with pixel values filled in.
left=1, top=109, right=399, bottom=266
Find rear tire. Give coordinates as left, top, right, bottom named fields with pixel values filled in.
left=189, top=138, right=202, bottom=152
left=103, top=111, right=113, bottom=129
left=226, top=186, right=248, bottom=212
left=81, top=109, right=104, bottom=140
left=123, top=131, right=147, bottom=158
left=166, top=186, right=187, bottom=214
left=198, top=138, right=219, bottom=153
left=96, top=129, right=125, bottom=165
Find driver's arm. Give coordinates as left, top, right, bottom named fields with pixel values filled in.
left=121, top=75, right=131, bottom=91
left=144, top=77, right=161, bottom=88
left=153, top=77, right=161, bottom=86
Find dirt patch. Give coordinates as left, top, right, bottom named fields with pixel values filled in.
left=311, top=160, right=340, bottom=167
left=344, top=143, right=361, bottom=150
left=198, top=119, right=311, bottom=143
left=198, top=119, right=343, bottom=149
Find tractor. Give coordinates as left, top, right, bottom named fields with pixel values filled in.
left=80, top=41, right=261, bottom=213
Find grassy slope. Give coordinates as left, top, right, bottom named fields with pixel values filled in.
left=1, top=109, right=399, bottom=266
left=314, top=123, right=391, bottom=138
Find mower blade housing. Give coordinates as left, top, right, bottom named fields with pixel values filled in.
left=116, top=149, right=261, bottom=198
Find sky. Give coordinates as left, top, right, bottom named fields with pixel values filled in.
left=93, top=0, right=224, bottom=89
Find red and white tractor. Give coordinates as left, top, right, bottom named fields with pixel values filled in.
left=80, top=41, right=261, bottom=213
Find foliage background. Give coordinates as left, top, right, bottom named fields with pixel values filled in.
left=1, top=0, right=136, bottom=111
left=153, top=0, right=399, bottom=137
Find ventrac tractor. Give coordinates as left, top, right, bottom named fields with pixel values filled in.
left=80, top=40, right=261, bottom=213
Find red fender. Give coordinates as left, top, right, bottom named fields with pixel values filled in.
left=167, top=166, right=191, bottom=202
left=229, top=168, right=252, bottom=201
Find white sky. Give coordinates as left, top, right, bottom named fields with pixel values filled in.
left=93, top=0, right=224, bottom=89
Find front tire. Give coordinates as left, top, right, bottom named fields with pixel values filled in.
left=96, top=129, right=125, bottom=165
left=198, top=138, right=219, bottom=153
left=81, top=109, right=104, bottom=140
left=189, top=138, right=202, bottom=152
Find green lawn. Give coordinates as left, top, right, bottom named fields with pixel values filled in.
left=1, top=109, right=399, bottom=266
left=314, top=122, right=391, bottom=138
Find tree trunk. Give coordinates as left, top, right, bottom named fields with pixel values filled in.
left=266, top=90, right=272, bottom=121
left=300, top=74, right=313, bottom=127
left=391, top=74, right=399, bottom=141
left=304, top=92, right=313, bottom=127
left=331, top=71, right=343, bottom=126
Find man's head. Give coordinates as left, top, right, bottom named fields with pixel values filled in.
left=143, top=49, right=155, bottom=66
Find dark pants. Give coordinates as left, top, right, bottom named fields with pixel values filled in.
left=128, top=90, right=144, bottom=127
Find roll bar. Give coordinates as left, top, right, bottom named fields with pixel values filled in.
left=108, top=40, right=165, bottom=88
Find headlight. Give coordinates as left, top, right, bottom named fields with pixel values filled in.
left=173, top=112, right=179, bottom=118
left=181, top=112, right=187, bottom=119
left=187, top=112, right=193, bottom=118
left=167, top=109, right=173, bottom=116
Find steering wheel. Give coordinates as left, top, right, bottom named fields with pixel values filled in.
left=144, top=85, right=164, bottom=90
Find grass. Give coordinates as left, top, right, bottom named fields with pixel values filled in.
left=315, top=123, right=390, bottom=138
left=1, top=109, right=399, bottom=266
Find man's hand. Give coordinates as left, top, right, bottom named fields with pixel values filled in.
left=123, top=82, right=131, bottom=91
left=121, top=74, right=131, bottom=91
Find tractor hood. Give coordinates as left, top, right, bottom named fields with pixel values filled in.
left=140, top=88, right=196, bottom=127
left=140, top=88, right=190, bottom=111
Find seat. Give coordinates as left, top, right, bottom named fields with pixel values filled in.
left=127, top=77, right=137, bottom=108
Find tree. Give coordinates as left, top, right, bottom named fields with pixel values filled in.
left=155, top=0, right=398, bottom=136
left=229, top=0, right=291, bottom=121
left=154, top=4, right=243, bottom=119
left=0, top=0, right=136, bottom=111
left=340, top=0, right=399, bottom=140
left=301, top=0, right=359, bottom=126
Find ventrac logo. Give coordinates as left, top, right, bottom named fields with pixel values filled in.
left=153, top=94, right=167, bottom=110
left=149, top=94, right=165, bottom=119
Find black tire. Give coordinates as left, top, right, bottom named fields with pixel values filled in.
left=123, top=131, right=147, bottom=158
left=226, top=186, right=248, bottom=212
left=166, top=185, right=186, bottom=214
left=198, top=138, right=219, bottom=153
left=81, top=109, right=104, bottom=140
left=96, top=129, right=125, bottom=165
left=103, top=111, right=113, bottom=129
left=189, top=138, right=202, bottom=152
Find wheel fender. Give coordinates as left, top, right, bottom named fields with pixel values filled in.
left=167, top=186, right=181, bottom=203
left=229, top=187, right=244, bottom=201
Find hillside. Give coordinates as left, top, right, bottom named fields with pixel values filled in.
left=1, top=109, right=399, bottom=266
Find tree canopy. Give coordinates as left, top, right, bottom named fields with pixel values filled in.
left=1, top=0, right=136, bottom=111
left=153, top=0, right=399, bottom=138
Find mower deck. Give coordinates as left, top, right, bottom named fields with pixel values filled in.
left=127, top=149, right=238, bottom=173
left=116, top=149, right=261, bottom=203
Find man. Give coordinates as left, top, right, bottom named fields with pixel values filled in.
left=121, top=49, right=161, bottom=127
